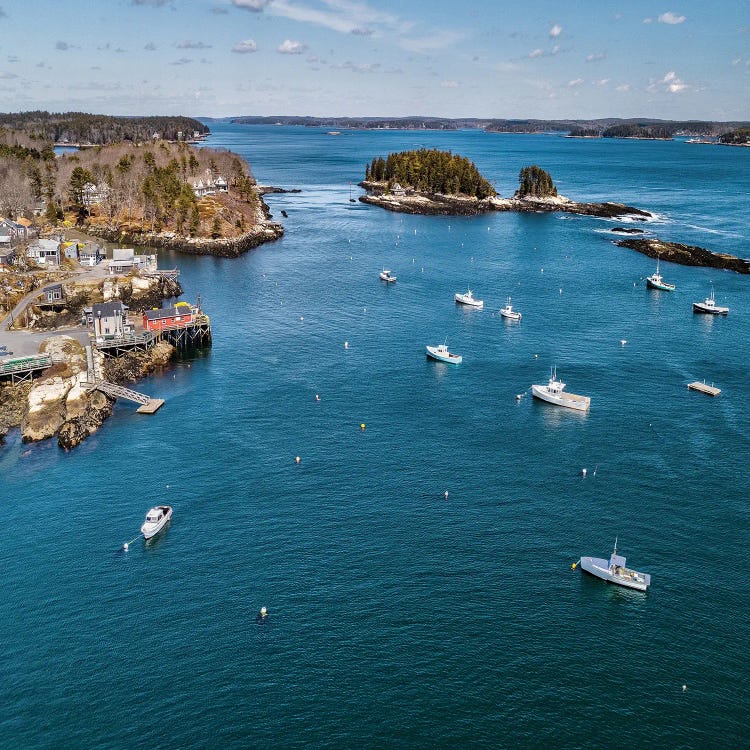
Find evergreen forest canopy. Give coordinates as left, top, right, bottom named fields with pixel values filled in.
left=719, top=128, right=750, bottom=145
left=0, top=111, right=209, bottom=145
left=516, top=166, right=557, bottom=198
left=365, top=148, right=495, bottom=199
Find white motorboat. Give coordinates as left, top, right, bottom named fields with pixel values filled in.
left=575, top=539, right=651, bottom=592
left=426, top=343, right=462, bottom=365
left=454, top=289, right=483, bottom=308
left=693, top=286, right=728, bottom=315
left=531, top=368, right=590, bottom=411
left=141, top=505, right=173, bottom=540
left=379, top=269, right=397, bottom=283
left=499, top=297, right=522, bottom=320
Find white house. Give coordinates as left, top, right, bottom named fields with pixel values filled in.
left=192, top=174, right=229, bottom=198
left=27, top=238, right=61, bottom=266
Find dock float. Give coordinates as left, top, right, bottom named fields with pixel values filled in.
left=137, top=398, right=165, bottom=414
left=688, top=381, right=721, bottom=397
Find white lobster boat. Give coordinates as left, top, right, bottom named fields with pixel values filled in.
left=576, top=539, right=651, bottom=592
left=426, top=343, right=462, bottom=365
left=454, top=289, right=483, bottom=308
left=499, top=297, right=522, bottom=320
left=531, top=369, right=590, bottom=412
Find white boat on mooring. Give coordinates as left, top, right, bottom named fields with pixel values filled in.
left=426, top=343, right=462, bottom=364
left=693, top=286, right=728, bottom=315
left=574, top=539, right=651, bottom=592
left=379, top=269, right=397, bottom=283
left=499, top=297, right=522, bottom=320
left=141, top=505, right=173, bottom=540
left=454, top=289, right=483, bottom=308
left=531, top=368, right=590, bottom=411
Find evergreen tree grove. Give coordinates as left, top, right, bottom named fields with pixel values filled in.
left=365, top=148, right=495, bottom=199
left=517, top=165, right=558, bottom=198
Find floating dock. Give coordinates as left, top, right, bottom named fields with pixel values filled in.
left=137, top=398, right=165, bottom=414
left=688, top=381, right=721, bottom=397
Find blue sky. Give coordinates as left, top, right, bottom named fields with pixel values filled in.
left=0, top=0, right=748, bottom=119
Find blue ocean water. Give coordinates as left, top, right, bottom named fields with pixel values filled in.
left=2, top=125, right=749, bottom=748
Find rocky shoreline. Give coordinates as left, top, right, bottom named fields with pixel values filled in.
left=0, top=337, right=178, bottom=450
left=84, top=223, right=284, bottom=258
left=358, top=183, right=651, bottom=220
left=614, top=238, right=750, bottom=274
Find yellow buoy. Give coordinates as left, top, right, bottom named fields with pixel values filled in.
left=571, top=562, right=578, bottom=570
left=295, top=456, right=301, bottom=464
left=360, top=423, right=365, bottom=431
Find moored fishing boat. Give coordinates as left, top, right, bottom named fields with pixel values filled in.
left=499, top=297, right=522, bottom=320
left=426, top=343, right=462, bottom=364
left=693, top=286, right=728, bottom=315
left=454, top=289, right=483, bottom=308
left=531, top=368, right=590, bottom=411
left=379, top=269, right=397, bottom=283
left=141, top=505, right=173, bottom=540
left=574, top=539, right=651, bottom=592
left=646, top=258, right=675, bottom=291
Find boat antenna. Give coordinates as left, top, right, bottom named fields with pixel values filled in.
left=614, top=536, right=618, bottom=555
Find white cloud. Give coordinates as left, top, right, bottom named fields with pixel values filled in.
left=277, top=39, right=307, bottom=54
left=441, top=80, right=459, bottom=88
left=643, top=17, right=653, bottom=24
left=616, top=83, right=630, bottom=92
left=658, top=11, right=686, bottom=24
left=549, top=24, right=562, bottom=38
left=232, top=39, right=258, bottom=53
left=585, top=52, right=606, bottom=63
left=648, top=70, right=690, bottom=93
left=595, top=78, right=610, bottom=86
left=568, top=78, right=583, bottom=87
left=144, top=42, right=157, bottom=51
left=232, top=0, right=271, bottom=10
left=529, top=48, right=544, bottom=59
left=400, top=30, right=463, bottom=53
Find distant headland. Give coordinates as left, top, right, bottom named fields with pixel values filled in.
left=229, top=115, right=750, bottom=143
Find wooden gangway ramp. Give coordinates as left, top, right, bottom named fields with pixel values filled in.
left=688, top=381, right=721, bottom=397
left=82, top=379, right=164, bottom=413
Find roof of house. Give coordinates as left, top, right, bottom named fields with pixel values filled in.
left=47, top=283, right=63, bottom=293
left=92, top=301, right=127, bottom=317
left=112, top=248, right=135, bottom=261
left=144, top=306, right=192, bottom=321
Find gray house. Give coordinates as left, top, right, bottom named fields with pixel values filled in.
left=89, top=301, right=132, bottom=339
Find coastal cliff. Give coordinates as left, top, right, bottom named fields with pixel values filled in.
left=0, top=336, right=177, bottom=450
left=615, top=237, right=750, bottom=273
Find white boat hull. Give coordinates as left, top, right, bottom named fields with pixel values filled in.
left=693, top=302, right=728, bottom=315
left=455, top=293, right=483, bottom=308
left=531, top=384, right=590, bottom=411
left=426, top=345, right=462, bottom=365
left=500, top=309, right=521, bottom=321
left=579, top=556, right=651, bottom=591
left=141, top=506, right=173, bottom=540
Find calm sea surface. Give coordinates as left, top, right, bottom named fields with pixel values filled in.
left=2, top=125, right=749, bottom=748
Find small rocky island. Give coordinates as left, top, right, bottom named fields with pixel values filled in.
left=359, top=150, right=651, bottom=220
left=615, top=237, right=750, bottom=274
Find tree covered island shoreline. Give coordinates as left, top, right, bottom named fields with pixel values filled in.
left=358, top=149, right=651, bottom=220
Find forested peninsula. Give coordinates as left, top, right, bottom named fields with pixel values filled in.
left=359, top=149, right=650, bottom=220
left=0, top=112, right=282, bottom=256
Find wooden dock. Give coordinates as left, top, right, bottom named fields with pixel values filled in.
left=137, top=399, right=165, bottom=414
left=688, top=381, right=721, bottom=397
